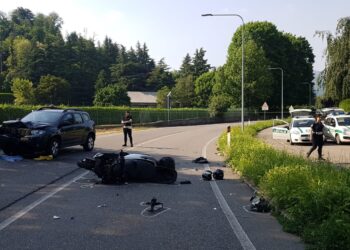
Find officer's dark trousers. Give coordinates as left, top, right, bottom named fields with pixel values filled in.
left=307, top=136, right=323, bottom=158
left=123, top=128, right=133, bottom=145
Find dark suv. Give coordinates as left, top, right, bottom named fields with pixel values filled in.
left=0, top=107, right=95, bottom=158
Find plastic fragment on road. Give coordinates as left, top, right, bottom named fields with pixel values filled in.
left=34, top=155, right=53, bottom=161
left=0, top=155, right=23, bottom=162
left=97, top=204, right=107, bottom=208
left=53, top=215, right=60, bottom=220
left=180, top=180, right=191, bottom=184
left=192, top=157, right=209, bottom=164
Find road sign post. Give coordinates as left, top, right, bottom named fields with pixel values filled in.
left=261, top=102, right=269, bottom=120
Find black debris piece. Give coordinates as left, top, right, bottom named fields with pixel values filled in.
left=250, top=194, right=271, bottom=213
left=192, top=157, right=209, bottom=164
left=202, top=170, right=212, bottom=181
left=145, top=197, right=163, bottom=212
left=213, top=169, right=224, bottom=180
left=180, top=180, right=191, bottom=184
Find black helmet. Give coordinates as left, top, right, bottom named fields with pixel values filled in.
left=213, top=169, right=224, bottom=180
left=202, top=170, right=212, bottom=181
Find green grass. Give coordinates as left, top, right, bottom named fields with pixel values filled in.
left=218, top=121, right=350, bottom=249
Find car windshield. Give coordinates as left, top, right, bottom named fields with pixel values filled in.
left=337, top=117, right=350, bottom=126
left=293, top=119, right=314, bottom=127
left=21, top=111, right=62, bottom=124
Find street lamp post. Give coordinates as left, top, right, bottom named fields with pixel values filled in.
left=202, top=13, right=245, bottom=131
left=167, top=91, right=172, bottom=122
left=301, top=82, right=312, bottom=107
left=268, top=67, right=284, bottom=119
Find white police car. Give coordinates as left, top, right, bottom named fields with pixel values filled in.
left=323, top=114, right=350, bottom=144
left=288, top=117, right=315, bottom=145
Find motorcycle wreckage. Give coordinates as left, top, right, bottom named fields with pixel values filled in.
left=77, top=151, right=177, bottom=184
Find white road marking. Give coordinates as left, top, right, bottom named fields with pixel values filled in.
left=0, top=171, right=89, bottom=231
left=202, top=137, right=256, bottom=250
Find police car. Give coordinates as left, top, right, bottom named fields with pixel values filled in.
left=288, top=116, right=315, bottom=145
left=323, top=114, right=350, bottom=144
left=272, top=109, right=314, bottom=145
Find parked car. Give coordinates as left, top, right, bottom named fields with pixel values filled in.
left=0, top=107, right=95, bottom=158
left=323, top=114, right=350, bottom=144
left=317, top=107, right=345, bottom=119
left=288, top=116, right=315, bottom=145
left=289, top=109, right=313, bottom=118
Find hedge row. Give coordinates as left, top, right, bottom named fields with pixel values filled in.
left=218, top=121, right=350, bottom=249
left=0, top=104, right=212, bottom=125
left=0, top=93, right=14, bottom=104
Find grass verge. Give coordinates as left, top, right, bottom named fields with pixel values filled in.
left=218, top=121, right=350, bottom=249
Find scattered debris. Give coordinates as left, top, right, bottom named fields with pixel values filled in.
left=0, top=155, right=23, bottom=162
left=53, top=215, right=60, bottom=220
left=192, top=157, right=209, bottom=164
left=33, top=155, right=53, bottom=161
left=213, top=208, right=217, bottom=210
left=202, top=170, right=213, bottom=181
left=250, top=194, right=270, bottom=213
left=180, top=180, right=191, bottom=184
left=141, top=197, right=170, bottom=217
left=213, top=169, right=224, bottom=180
left=97, top=204, right=107, bottom=208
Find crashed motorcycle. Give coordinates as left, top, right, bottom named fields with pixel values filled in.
left=77, top=151, right=177, bottom=184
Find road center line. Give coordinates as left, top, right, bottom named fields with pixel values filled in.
left=202, top=136, right=256, bottom=250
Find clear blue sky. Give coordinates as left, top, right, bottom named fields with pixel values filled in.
left=1, top=0, right=349, bottom=72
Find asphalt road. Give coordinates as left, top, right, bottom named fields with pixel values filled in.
left=258, top=127, right=350, bottom=167
left=0, top=124, right=304, bottom=250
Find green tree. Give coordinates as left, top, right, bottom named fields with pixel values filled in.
left=178, top=53, right=193, bottom=77
left=93, top=84, right=130, bottom=106
left=226, top=21, right=314, bottom=109
left=192, top=48, right=211, bottom=79
left=156, top=86, right=171, bottom=108
left=172, top=75, right=195, bottom=107
left=226, top=39, right=273, bottom=109
left=11, top=78, right=34, bottom=105
left=316, top=17, right=350, bottom=104
left=147, top=58, right=174, bottom=91
left=95, top=69, right=110, bottom=90
left=35, top=75, right=70, bottom=105
left=208, top=94, right=232, bottom=117
left=194, top=70, right=215, bottom=107
left=5, top=37, right=33, bottom=83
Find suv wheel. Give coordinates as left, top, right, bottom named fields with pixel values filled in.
left=47, top=138, right=60, bottom=158
left=83, top=134, right=94, bottom=151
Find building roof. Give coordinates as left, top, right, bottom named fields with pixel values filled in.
left=127, top=91, right=157, bottom=104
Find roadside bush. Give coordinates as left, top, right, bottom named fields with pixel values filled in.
left=218, top=120, right=350, bottom=249
left=339, top=98, right=350, bottom=112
